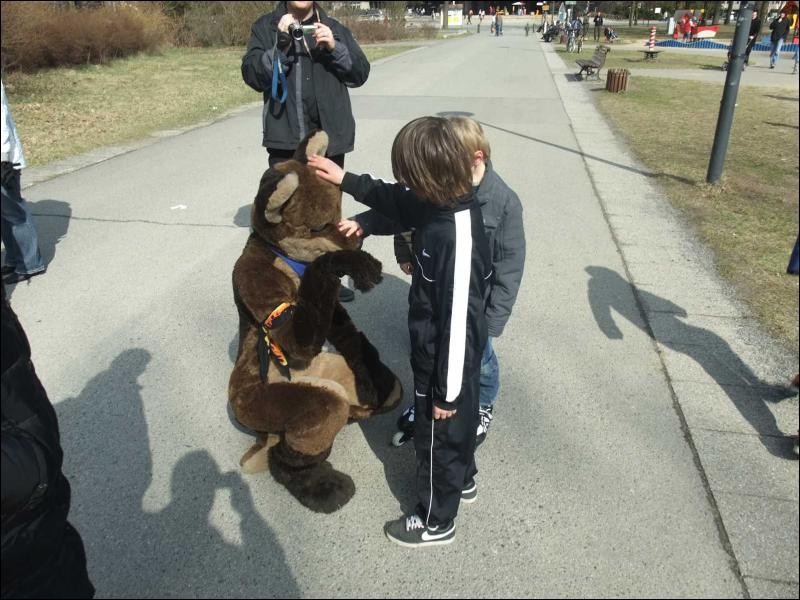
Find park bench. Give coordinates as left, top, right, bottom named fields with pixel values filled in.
left=576, top=46, right=610, bottom=80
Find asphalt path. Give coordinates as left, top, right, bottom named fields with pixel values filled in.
left=7, top=21, right=768, bottom=598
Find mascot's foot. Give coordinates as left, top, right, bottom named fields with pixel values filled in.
left=349, top=377, right=403, bottom=421
left=239, top=434, right=280, bottom=474
left=269, top=457, right=355, bottom=514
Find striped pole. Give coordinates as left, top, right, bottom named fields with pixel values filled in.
left=649, top=26, right=656, bottom=50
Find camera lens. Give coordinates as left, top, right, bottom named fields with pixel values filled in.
left=290, top=23, right=304, bottom=40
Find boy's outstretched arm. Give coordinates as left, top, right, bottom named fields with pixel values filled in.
left=308, top=155, right=429, bottom=230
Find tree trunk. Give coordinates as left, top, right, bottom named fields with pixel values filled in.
left=758, top=0, right=770, bottom=34
left=726, top=2, right=735, bottom=25
left=629, top=1, right=634, bottom=26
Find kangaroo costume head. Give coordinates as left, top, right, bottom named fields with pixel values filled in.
left=251, top=130, right=359, bottom=262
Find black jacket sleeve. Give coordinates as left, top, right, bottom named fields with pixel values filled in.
left=242, top=18, right=291, bottom=93
left=327, top=24, right=370, bottom=87
left=352, top=209, right=406, bottom=237
left=393, top=233, right=414, bottom=264
left=341, top=172, right=431, bottom=230
left=486, top=193, right=526, bottom=337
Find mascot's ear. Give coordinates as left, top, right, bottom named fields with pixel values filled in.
left=294, top=129, right=329, bottom=163
left=262, top=171, right=299, bottom=224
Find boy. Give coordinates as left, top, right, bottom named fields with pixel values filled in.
left=309, top=117, right=490, bottom=547
left=360, top=118, right=526, bottom=447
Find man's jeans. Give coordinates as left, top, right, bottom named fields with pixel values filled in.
left=770, top=39, right=784, bottom=66
left=1, top=169, right=44, bottom=275
left=479, top=337, right=500, bottom=408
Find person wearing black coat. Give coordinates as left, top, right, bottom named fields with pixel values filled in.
left=241, top=1, right=370, bottom=168
left=1, top=285, right=94, bottom=599
left=769, top=12, right=793, bottom=68
left=745, top=9, right=762, bottom=66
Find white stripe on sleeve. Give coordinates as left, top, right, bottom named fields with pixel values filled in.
left=445, top=210, right=472, bottom=403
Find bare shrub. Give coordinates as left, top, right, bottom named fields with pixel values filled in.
left=1, top=2, right=172, bottom=74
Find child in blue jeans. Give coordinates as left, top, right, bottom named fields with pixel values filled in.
left=348, top=117, right=527, bottom=448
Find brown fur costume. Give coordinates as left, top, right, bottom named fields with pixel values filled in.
left=229, top=130, right=402, bottom=513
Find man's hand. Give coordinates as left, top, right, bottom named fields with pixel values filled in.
left=433, top=406, right=457, bottom=420
left=308, top=155, right=345, bottom=186
left=399, top=262, right=414, bottom=275
left=337, top=219, right=364, bottom=238
left=314, top=23, right=336, bottom=51
left=278, top=14, right=296, bottom=33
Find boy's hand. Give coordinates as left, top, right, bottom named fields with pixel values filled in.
left=308, top=155, right=344, bottom=186
left=337, top=219, right=364, bottom=238
left=399, top=262, right=414, bottom=275
left=433, top=406, right=457, bottom=420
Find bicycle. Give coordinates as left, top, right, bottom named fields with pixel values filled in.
left=566, top=29, right=577, bottom=52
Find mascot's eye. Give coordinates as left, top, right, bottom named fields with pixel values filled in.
left=310, top=223, right=328, bottom=233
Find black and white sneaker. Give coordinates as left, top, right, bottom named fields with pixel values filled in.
left=461, top=479, right=477, bottom=504
left=385, top=513, right=456, bottom=548
left=391, top=405, right=416, bottom=447
left=476, top=406, right=493, bottom=446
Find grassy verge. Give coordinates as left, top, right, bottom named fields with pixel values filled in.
left=594, top=78, right=799, bottom=350
left=557, top=46, right=726, bottom=70
left=4, top=45, right=417, bottom=167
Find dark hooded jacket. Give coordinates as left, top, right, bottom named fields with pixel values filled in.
left=241, top=2, right=370, bottom=156
left=1, top=288, right=94, bottom=599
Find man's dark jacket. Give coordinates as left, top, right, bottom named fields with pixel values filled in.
left=241, top=2, right=370, bottom=156
left=1, top=289, right=94, bottom=599
left=769, top=16, right=792, bottom=43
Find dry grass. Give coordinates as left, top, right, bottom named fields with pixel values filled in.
left=4, top=45, right=416, bottom=167
left=595, top=78, right=799, bottom=350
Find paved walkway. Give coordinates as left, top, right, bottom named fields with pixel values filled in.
left=629, top=62, right=800, bottom=88
left=5, top=19, right=798, bottom=599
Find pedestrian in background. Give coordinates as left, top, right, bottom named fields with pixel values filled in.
left=769, top=12, right=792, bottom=69
left=1, top=82, right=45, bottom=285
left=745, top=9, right=761, bottom=66
left=593, top=11, right=603, bottom=42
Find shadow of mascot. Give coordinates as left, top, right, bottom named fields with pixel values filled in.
left=229, top=130, right=402, bottom=513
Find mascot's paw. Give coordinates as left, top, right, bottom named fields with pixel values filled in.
left=316, top=250, right=382, bottom=292
left=269, top=457, right=355, bottom=513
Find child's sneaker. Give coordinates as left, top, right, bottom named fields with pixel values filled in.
left=461, top=479, right=477, bottom=504
left=385, top=513, right=456, bottom=547
left=391, top=405, right=416, bottom=447
left=476, top=406, right=493, bottom=446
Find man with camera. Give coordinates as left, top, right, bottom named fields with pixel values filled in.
left=242, top=1, right=370, bottom=170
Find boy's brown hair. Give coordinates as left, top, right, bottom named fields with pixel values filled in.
left=448, top=116, right=491, bottom=160
left=390, top=117, right=473, bottom=208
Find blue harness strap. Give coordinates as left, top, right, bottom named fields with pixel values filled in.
left=269, top=246, right=308, bottom=278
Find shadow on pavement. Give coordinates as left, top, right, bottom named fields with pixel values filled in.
left=3, top=199, right=71, bottom=301
left=346, top=272, right=417, bottom=513
left=55, top=349, right=299, bottom=597
left=234, top=204, right=251, bottom=228
left=434, top=112, right=697, bottom=186
left=586, top=266, right=797, bottom=459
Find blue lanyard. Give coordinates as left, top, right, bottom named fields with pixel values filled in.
left=271, top=47, right=288, bottom=104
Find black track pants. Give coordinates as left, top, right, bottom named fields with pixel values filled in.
left=413, top=370, right=480, bottom=527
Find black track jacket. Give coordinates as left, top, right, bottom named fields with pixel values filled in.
left=341, top=173, right=490, bottom=411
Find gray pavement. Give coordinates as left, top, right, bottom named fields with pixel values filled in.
left=5, top=19, right=799, bottom=599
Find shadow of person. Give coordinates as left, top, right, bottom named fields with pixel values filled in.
left=55, top=349, right=299, bottom=597
left=30, top=199, right=71, bottom=267
left=585, top=266, right=797, bottom=459
left=345, top=272, right=418, bottom=512
left=234, top=204, right=251, bottom=228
